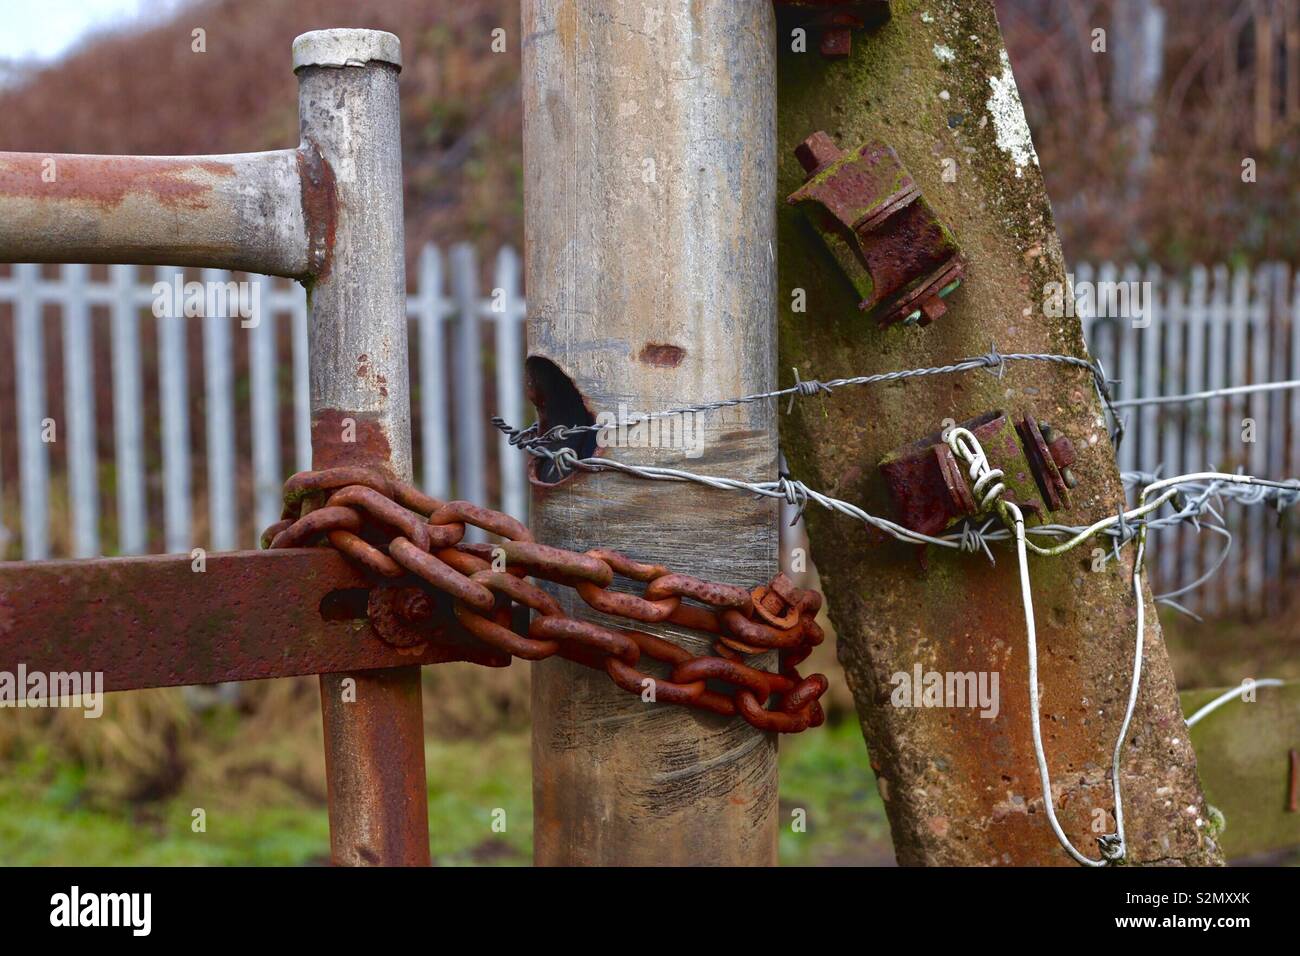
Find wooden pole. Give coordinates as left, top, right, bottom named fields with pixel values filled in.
left=295, top=29, right=430, bottom=867
left=522, top=0, right=780, bottom=865
left=775, top=1, right=1221, bottom=865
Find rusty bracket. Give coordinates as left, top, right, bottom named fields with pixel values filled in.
left=787, top=131, right=963, bottom=328
left=878, top=410, right=1078, bottom=537
left=772, top=0, right=891, bottom=57
left=0, top=549, right=508, bottom=696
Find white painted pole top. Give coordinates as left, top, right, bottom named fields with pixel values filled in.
left=293, top=29, right=402, bottom=72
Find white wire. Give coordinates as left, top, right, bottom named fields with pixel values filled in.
left=1184, top=679, right=1286, bottom=729
left=949, top=428, right=1132, bottom=866
left=1112, top=378, right=1300, bottom=408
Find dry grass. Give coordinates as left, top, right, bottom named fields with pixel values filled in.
left=0, top=663, right=531, bottom=809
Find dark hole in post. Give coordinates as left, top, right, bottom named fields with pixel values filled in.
left=525, top=355, right=597, bottom=485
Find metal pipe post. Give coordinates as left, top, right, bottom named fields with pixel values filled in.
left=294, top=29, right=429, bottom=867
left=0, top=149, right=310, bottom=277
left=522, top=1, right=780, bottom=865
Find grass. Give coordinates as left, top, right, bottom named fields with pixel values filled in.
left=0, top=718, right=891, bottom=866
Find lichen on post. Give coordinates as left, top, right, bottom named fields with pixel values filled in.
left=776, top=0, right=1221, bottom=865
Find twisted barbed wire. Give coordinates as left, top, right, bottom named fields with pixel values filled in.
left=494, top=344, right=1126, bottom=453
left=494, top=352, right=1300, bottom=866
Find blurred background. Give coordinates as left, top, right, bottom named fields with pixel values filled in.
left=0, top=0, right=1296, bottom=865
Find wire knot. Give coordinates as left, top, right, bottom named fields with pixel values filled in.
left=1098, top=834, right=1126, bottom=864
left=980, top=343, right=1007, bottom=379
left=947, top=427, right=1006, bottom=514
left=777, top=475, right=810, bottom=523
left=957, top=519, right=997, bottom=563
left=787, top=368, right=832, bottom=413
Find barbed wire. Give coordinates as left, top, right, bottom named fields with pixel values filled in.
left=493, top=344, right=1127, bottom=453
left=498, top=438, right=1300, bottom=566
left=493, top=353, right=1300, bottom=866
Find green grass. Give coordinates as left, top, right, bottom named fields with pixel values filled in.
left=0, top=721, right=892, bottom=866
left=778, top=718, right=892, bottom=866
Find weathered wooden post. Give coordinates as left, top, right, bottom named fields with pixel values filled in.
left=293, top=29, right=429, bottom=867
left=775, top=1, right=1219, bottom=864
left=521, top=0, right=780, bottom=864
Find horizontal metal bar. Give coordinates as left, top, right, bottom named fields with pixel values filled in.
left=0, top=149, right=318, bottom=278
left=0, top=549, right=507, bottom=693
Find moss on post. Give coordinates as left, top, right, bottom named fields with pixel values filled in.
left=776, top=0, right=1221, bottom=865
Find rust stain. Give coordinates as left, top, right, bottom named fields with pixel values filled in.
left=637, top=342, right=686, bottom=368
left=354, top=354, right=389, bottom=399
left=0, top=152, right=229, bottom=209
left=297, top=140, right=338, bottom=279
left=312, top=409, right=394, bottom=474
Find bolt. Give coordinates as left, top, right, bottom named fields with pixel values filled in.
left=1048, top=434, right=1077, bottom=472
left=795, top=131, right=843, bottom=176
left=395, top=589, right=432, bottom=624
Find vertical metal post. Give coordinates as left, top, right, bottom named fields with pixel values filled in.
left=522, top=1, right=779, bottom=864
left=294, top=29, right=429, bottom=867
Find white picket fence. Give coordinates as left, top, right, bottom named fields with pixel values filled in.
left=1078, top=262, right=1300, bottom=618
left=2, top=255, right=1298, bottom=618
left=0, top=243, right=527, bottom=560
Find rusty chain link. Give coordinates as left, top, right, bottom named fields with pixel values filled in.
left=262, top=467, right=829, bottom=733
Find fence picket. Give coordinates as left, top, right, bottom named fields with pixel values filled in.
left=156, top=266, right=192, bottom=553
left=493, top=246, right=527, bottom=523
left=249, top=272, right=280, bottom=541
left=1157, top=273, right=1182, bottom=593
left=1246, top=268, right=1270, bottom=611
left=62, top=263, right=99, bottom=557
left=14, top=263, right=48, bottom=560
left=201, top=269, right=238, bottom=553
left=1266, top=265, right=1291, bottom=613
left=291, top=286, right=312, bottom=475
left=414, top=245, right=450, bottom=499
left=110, top=264, right=147, bottom=555
left=451, top=242, right=486, bottom=541
left=1223, top=267, right=1251, bottom=614
left=1182, top=265, right=1209, bottom=615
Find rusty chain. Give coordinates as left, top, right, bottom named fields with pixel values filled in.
left=261, top=467, right=828, bottom=733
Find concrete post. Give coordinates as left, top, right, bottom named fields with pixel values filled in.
left=775, top=1, right=1220, bottom=865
